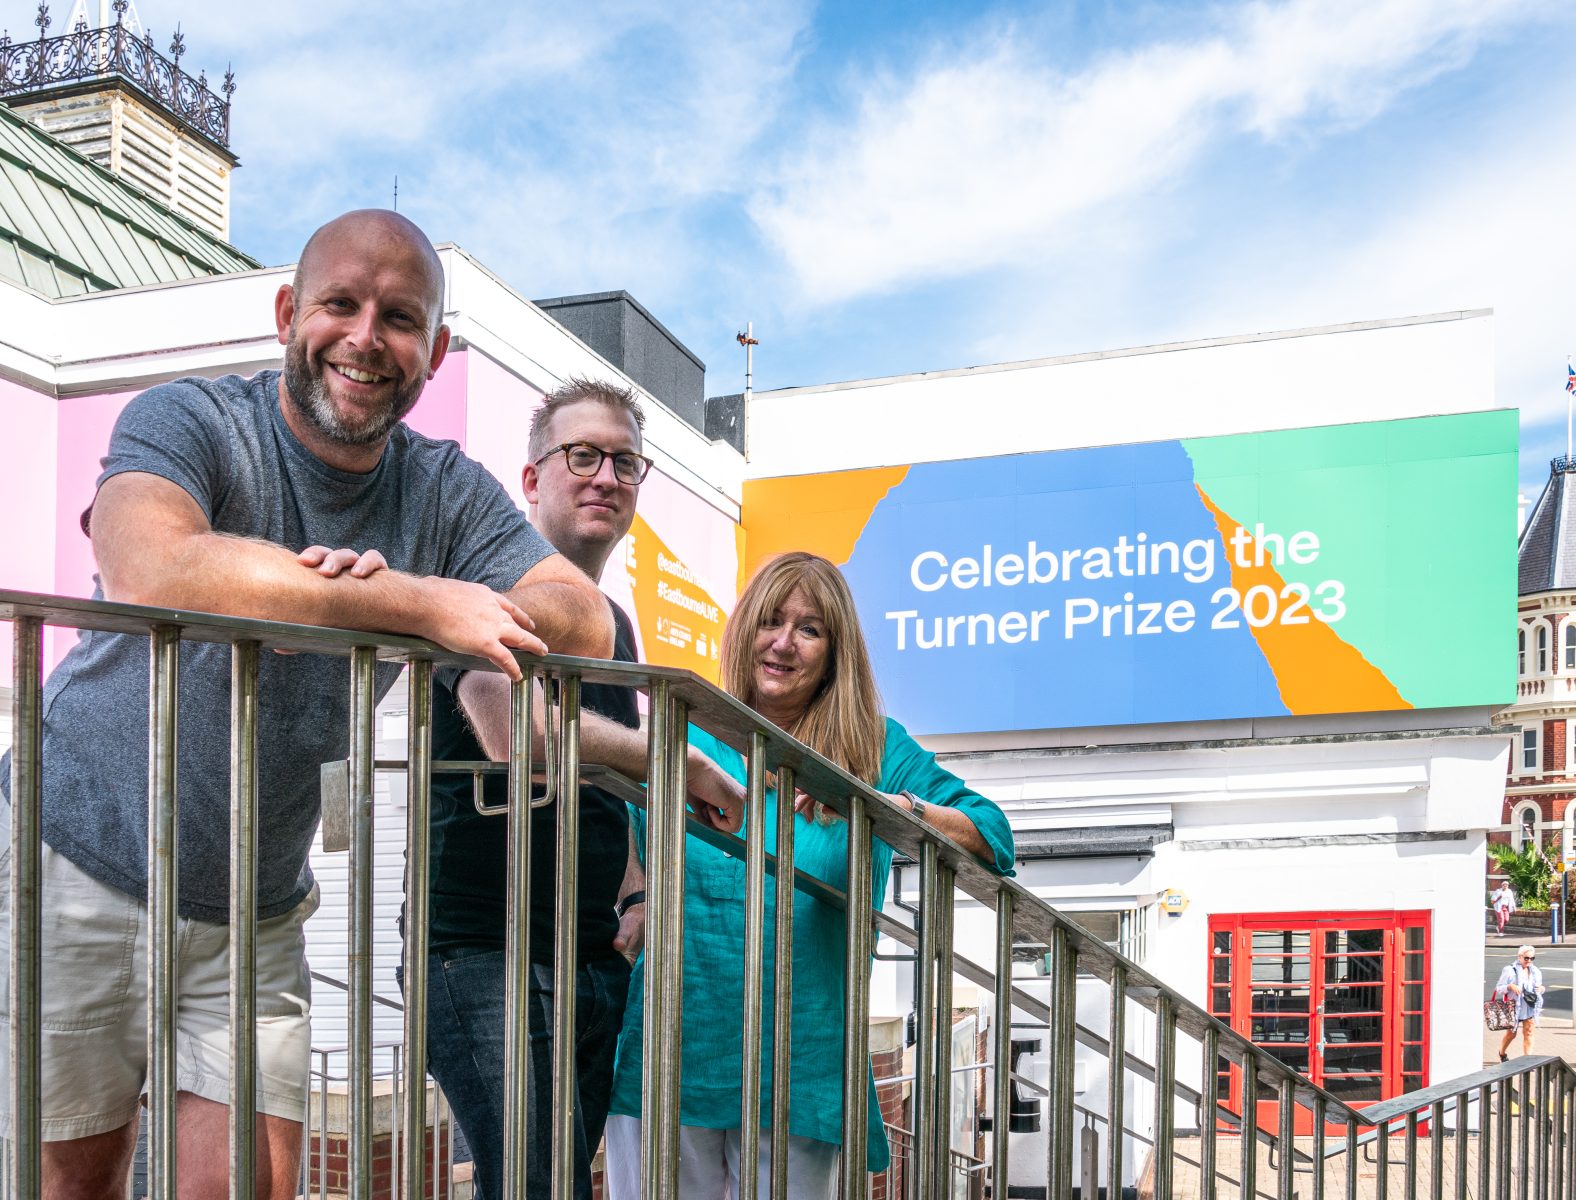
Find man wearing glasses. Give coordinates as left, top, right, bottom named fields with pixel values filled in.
left=1494, top=944, right=1546, bottom=1062
left=408, top=377, right=741, bottom=1199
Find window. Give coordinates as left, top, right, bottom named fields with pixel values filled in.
left=1565, top=623, right=1576, bottom=671
left=1519, top=629, right=1528, bottom=676
left=1208, top=911, right=1430, bottom=1125
left=1027, top=908, right=1153, bottom=971
left=1538, top=626, right=1549, bottom=674
left=1514, top=801, right=1541, bottom=851
left=1520, top=727, right=1541, bottom=776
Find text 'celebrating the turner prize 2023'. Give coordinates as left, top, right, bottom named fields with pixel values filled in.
left=883, top=526, right=1345, bottom=650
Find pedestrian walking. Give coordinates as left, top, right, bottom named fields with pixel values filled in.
left=1492, top=881, right=1517, bottom=935
left=1495, top=945, right=1545, bottom=1061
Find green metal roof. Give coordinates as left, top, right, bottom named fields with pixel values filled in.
left=0, top=101, right=258, bottom=299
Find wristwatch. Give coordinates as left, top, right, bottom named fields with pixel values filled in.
left=901, top=791, right=929, bottom=821
left=615, top=890, right=646, bottom=919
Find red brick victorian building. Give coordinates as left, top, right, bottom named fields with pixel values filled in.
left=1494, top=457, right=1576, bottom=873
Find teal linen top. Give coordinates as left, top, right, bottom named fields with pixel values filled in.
left=606, top=717, right=1015, bottom=1172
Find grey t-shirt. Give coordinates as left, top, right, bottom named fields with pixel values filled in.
left=0, top=370, right=552, bottom=922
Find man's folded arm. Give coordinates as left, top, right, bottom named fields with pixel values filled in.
left=499, top=552, right=615, bottom=661
left=91, top=471, right=547, bottom=678
left=455, top=672, right=745, bottom=833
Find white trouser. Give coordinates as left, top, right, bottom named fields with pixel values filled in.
left=602, top=1113, right=840, bottom=1200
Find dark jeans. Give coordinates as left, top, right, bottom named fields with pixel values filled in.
left=398, top=951, right=631, bottom=1200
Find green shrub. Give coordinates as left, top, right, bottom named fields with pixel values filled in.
left=1488, top=839, right=1557, bottom=910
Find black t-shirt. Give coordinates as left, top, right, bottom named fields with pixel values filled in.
left=424, top=599, right=639, bottom=963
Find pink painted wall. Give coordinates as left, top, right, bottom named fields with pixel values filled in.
left=53, top=388, right=141, bottom=601
left=0, top=378, right=61, bottom=678
left=461, top=349, right=538, bottom=508
left=401, top=348, right=469, bottom=450
left=6, top=347, right=739, bottom=677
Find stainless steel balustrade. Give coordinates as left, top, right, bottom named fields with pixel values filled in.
left=4, top=585, right=1575, bottom=1200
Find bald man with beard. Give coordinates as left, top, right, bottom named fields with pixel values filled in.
left=0, top=210, right=614, bottom=1199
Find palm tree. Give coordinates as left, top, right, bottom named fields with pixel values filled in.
left=1487, top=839, right=1556, bottom=910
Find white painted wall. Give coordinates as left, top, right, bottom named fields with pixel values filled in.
left=902, top=728, right=1509, bottom=1188
left=745, top=310, right=1497, bottom=478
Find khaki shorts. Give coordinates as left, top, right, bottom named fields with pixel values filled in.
left=0, top=842, right=318, bottom=1140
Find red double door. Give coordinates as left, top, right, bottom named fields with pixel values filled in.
left=1208, top=910, right=1430, bottom=1133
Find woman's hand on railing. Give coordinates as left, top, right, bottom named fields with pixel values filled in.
left=613, top=896, right=645, bottom=962
left=685, top=747, right=746, bottom=833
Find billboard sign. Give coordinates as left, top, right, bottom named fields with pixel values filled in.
left=742, top=412, right=1516, bottom=734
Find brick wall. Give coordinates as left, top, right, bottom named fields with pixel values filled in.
left=309, top=1123, right=453, bottom=1200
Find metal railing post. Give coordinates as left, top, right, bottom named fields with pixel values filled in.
left=1517, top=1072, right=1531, bottom=1200
left=1403, top=1109, right=1417, bottom=1199
left=1048, top=927, right=1076, bottom=1200
left=1106, top=967, right=1126, bottom=1200
left=1534, top=1064, right=1550, bottom=1200
left=7, top=616, right=43, bottom=1199
left=402, top=658, right=434, bottom=1200
left=929, top=859, right=956, bottom=1194
left=1454, top=1090, right=1470, bottom=1200
left=347, top=645, right=377, bottom=1200
left=1374, top=1108, right=1388, bottom=1200
left=504, top=669, right=535, bottom=1196
left=1310, top=1092, right=1325, bottom=1200
left=738, top=733, right=769, bottom=1200
left=912, top=840, right=940, bottom=1200
left=1199, top=1023, right=1218, bottom=1200
left=636, top=678, right=668, bottom=1200
left=769, top=763, right=796, bottom=1200
left=1277, top=1074, right=1296, bottom=1200
left=147, top=624, right=181, bottom=1200
left=1152, top=993, right=1176, bottom=1200
left=1476, top=1083, right=1490, bottom=1200
left=1496, top=1077, right=1511, bottom=1200
left=229, top=639, right=261, bottom=1200
left=551, top=674, right=583, bottom=1200
left=1556, top=1072, right=1569, bottom=1200
left=1428, top=1098, right=1443, bottom=1200
left=841, top=791, right=874, bottom=1199
left=1240, top=1051, right=1258, bottom=1200
left=1345, top=1115, right=1358, bottom=1200
left=990, top=890, right=1014, bottom=1200
left=661, top=698, right=690, bottom=1195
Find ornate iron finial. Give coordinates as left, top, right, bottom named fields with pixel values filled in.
left=0, top=7, right=235, bottom=149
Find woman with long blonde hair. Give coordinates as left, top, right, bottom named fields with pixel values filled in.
left=604, top=552, right=1015, bottom=1198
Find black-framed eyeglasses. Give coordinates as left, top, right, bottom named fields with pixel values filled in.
left=534, top=441, right=652, bottom=485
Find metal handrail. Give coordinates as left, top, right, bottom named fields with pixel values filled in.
left=4, top=586, right=1569, bottom=1200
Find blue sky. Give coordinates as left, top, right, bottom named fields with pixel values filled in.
left=129, top=0, right=1576, bottom=501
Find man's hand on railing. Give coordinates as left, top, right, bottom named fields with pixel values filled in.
left=300, top=542, right=548, bottom=678
left=686, top=747, right=746, bottom=833
left=297, top=545, right=389, bottom=579
left=416, top=576, right=546, bottom=679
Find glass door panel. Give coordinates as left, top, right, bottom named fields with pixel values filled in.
left=1210, top=912, right=1430, bottom=1134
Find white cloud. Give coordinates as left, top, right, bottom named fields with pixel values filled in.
left=749, top=0, right=1549, bottom=304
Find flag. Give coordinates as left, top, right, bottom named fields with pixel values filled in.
left=1568, top=363, right=1575, bottom=394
